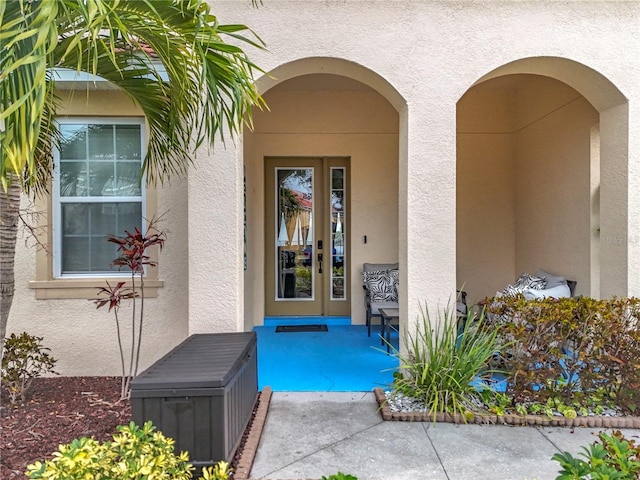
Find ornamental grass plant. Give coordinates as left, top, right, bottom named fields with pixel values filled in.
left=391, top=303, right=504, bottom=421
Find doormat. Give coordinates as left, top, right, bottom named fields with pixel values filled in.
left=275, top=324, right=328, bottom=333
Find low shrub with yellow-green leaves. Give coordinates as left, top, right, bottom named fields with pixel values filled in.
left=26, top=421, right=231, bottom=480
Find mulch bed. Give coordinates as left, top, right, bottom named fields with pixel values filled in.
left=1, top=377, right=269, bottom=480
left=1, top=377, right=131, bottom=479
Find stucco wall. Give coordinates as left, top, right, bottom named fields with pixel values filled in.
left=457, top=82, right=517, bottom=304
left=244, top=83, right=399, bottom=327
left=515, top=82, right=598, bottom=296
left=458, top=75, right=599, bottom=303
left=204, top=0, right=638, bottom=334
left=7, top=1, right=640, bottom=376
left=7, top=90, right=190, bottom=376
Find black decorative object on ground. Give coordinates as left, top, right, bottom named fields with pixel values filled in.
left=275, top=324, right=328, bottom=333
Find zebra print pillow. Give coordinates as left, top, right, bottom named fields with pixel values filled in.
left=362, top=269, right=399, bottom=302
left=514, top=273, right=546, bottom=290
left=388, top=269, right=399, bottom=299
left=501, top=273, right=546, bottom=296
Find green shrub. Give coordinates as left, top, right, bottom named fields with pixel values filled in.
left=26, top=421, right=231, bottom=480
left=552, top=430, right=640, bottom=479
left=322, top=473, right=358, bottom=480
left=1, top=332, right=57, bottom=404
left=200, top=462, right=231, bottom=480
left=391, top=304, right=504, bottom=420
left=484, top=295, right=640, bottom=413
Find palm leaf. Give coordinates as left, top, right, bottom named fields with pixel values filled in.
left=0, top=0, right=59, bottom=190
left=1, top=0, right=266, bottom=190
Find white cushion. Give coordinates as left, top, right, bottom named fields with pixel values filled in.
left=370, top=300, right=399, bottom=314
left=522, top=284, right=571, bottom=300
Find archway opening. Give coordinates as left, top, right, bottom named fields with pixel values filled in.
left=243, top=60, right=405, bottom=330
left=457, top=58, right=627, bottom=304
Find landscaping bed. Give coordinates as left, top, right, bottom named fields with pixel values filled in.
left=382, top=296, right=640, bottom=429
left=0, top=377, right=271, bottom=480
left=1, top=377, right=131, bottom=479
left=373, top=387, right=640, bottom=427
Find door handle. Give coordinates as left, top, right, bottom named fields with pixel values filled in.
left=317, top=253, right=323, bottom=273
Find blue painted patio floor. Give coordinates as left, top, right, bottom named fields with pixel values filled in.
left=254, top=317, right=399, bottom=391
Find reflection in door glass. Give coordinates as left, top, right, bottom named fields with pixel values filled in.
left=276, top=168, right=314, bottom=300
left=331, top=167, right=346, bottom=300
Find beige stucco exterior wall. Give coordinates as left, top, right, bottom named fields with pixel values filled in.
left=458, top=76, right=599, bottom=303
left=243, top=85, right=399, bottom=327
left=7, top=1, right=640, bottom=375
left=193, top=0, right=639, bottom=335
left=457, top=83, right=517, bottom=303
left=7, top=90, right=190, bottom=376
left=515, top=83, right=598, bottom=295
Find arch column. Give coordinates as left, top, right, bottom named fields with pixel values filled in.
left=625, top=102, right=640, bottom=297
left=403, top=103, right=458, bottom=342
left=188, top=137, right=245, bottom=333
left=599, top=103, right=629, bottom=297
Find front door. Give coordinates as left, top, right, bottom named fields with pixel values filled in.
left=265, top=157, right=350, bottom=316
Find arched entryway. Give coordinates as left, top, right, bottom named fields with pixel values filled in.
left=242, top=58, right=407, bottom=330
left=457, top=57, right=628, bottom=304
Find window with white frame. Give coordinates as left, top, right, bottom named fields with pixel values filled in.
left=53, top=118, right=146, bottom=277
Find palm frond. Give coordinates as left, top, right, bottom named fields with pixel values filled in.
left=54, top=0, right=266, bottom=184
left=2, top=0, right=266, bottom=190
left=0, top=0, right=59, bottom=190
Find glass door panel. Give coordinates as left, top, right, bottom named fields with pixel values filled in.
left=330, top=167, right=346, bottom=300
left=265, top=158, right=323, bottom=316
left=276, top=168, right=314, bottom=300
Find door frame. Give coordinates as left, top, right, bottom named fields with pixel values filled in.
left=264, top=156, right=350, bottom=317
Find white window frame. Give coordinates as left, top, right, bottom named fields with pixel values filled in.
left=52, top=117, right=147, bottom=278
left=330, top=166, right=347, bottom=302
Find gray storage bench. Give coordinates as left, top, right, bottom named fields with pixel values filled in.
left=130, top=332, right=258, bottom=468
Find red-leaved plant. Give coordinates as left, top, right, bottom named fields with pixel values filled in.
left=94, top=221, right=166, bottom=399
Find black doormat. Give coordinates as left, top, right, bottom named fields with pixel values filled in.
left=275, top=324, right=328, bottom=333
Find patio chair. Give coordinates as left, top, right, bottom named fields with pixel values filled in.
left=456, top=289, right=468, bottom=326
left=362, top=263, right=469, bottom=337
left=362, top=263, right=399, bottom=337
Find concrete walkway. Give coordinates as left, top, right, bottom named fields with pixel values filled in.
left=250, top=392, right=640, bottom=480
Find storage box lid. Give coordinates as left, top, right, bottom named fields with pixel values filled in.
left=130, top=332, right=256, bottom=390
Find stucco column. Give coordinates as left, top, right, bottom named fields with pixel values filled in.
left=626, top=102, right=640, bottom=297
left=403, top=103, right=458, bottom=340
left=599, top=103, right=629, bottom=298
left=188, top=138, right=245, bottom=333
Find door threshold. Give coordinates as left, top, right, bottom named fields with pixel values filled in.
left=264, top=316, right=351, bottom=326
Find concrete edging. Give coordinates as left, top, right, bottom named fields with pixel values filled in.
left=373, top=388, right=640, bottom=428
